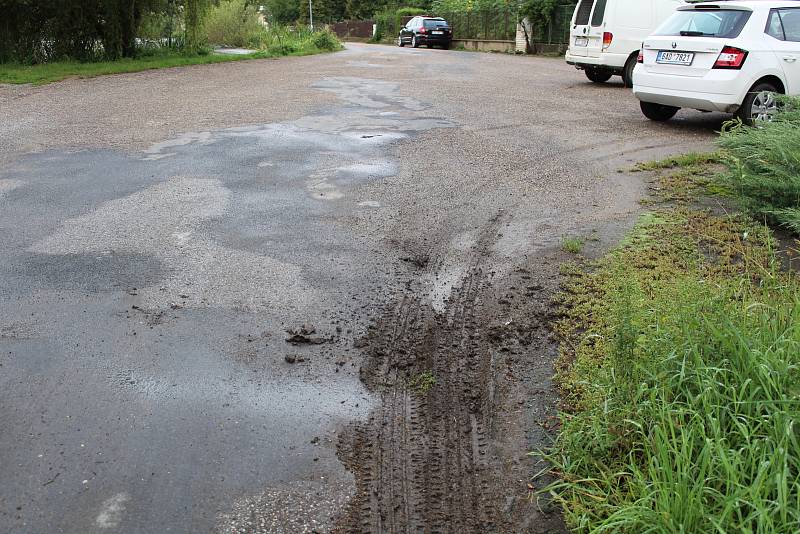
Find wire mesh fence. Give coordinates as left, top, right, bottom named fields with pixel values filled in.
left=440, top=9, right=518, bottom=41
left=528, top=4, right=576, bottom=45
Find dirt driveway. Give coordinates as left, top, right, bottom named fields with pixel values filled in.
left=0, top=43, right=720, bottom=533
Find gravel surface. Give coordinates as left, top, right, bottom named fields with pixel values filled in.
left=0, top=43, right=722, bottom=533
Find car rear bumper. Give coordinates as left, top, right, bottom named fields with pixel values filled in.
left=632, top=68, right=745, bottom=112
left=419, top=35, right=452, bottom=44
left=565, top=50, right=628, bottom=70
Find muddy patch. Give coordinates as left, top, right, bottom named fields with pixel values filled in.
left=334, top=214, right=567, bottom=533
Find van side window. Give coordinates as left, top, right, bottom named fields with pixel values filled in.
left=778, top=9, right=800, bottom=42
left=591, top=0, right=608, bottom=26
left=575, top=0, right=593, bottom=25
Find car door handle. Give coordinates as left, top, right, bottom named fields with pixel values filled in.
left=784, top=55, right=797, bottom=63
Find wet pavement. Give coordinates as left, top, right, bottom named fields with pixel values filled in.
left=0, top=43, right=724, bottom=533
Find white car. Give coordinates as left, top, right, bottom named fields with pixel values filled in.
left=633, top=1, right=800, bottom=123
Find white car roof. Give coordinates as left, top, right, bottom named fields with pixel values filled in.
left=682, top=0, right=800, bottom=9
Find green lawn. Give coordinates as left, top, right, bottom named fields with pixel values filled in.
left=0, top=47, right=330, bottom=85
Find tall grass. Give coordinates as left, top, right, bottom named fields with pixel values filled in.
left=204, top=0, right=265, bottom=48
left=720, top=98, right=800, bottom=234
left=203, top=0, right=341, bottom=53
left=547, top=210, right=800, bottom=533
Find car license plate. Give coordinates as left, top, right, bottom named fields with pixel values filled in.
left=656, top=51, right=694, bottom=65
left=575, top=37, right=588, bottom=47
left=432, top=31, right=443, bottom=35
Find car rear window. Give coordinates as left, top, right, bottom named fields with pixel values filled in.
left=574, top=0, right=594, bottom=25
left=591, top=0, right=608, bottom=26
left=655, top=9, right=752, bottom=38
left=423, top=19, right=448, bottom=28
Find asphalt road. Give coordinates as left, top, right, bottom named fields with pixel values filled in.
left=0, top=43, right=721, bottom=533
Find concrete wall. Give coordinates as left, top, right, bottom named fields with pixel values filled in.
left=452, top=39, right=515, bottom=53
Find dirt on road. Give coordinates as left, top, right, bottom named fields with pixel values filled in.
left=335, top=212, right=567, bottom=533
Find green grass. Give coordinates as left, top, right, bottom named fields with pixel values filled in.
left=546, top=106, right=800, bottom=531
left=634, top=151, right=721, bottom=172
left=545, top=206, right=800, bottom=533
left=0, top=51, right=255, bottom=85
left=408, top=371, right=437, bottom=394
left=0, top=32, right=341, bottom=85
left=561, top=236, right=585, bottom=254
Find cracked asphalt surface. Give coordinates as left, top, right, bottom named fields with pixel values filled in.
left=0, top=43, right=721, bottom=533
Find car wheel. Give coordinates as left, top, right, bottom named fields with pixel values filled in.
left=736, top=82, right=780, bottom=126
left=443, top=43, right=450, bottom=50
left=411, top=35, right=419, bottom=48
left=585, top=67, right=612, bottom=83
left=398, top=36, right=404, bottom=47
left=622, top=54, right=638, bottom=88
left=640, top=101, right=679, bottom=122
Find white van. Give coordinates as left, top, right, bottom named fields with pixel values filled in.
left=565, top=0, right=684, bottom=86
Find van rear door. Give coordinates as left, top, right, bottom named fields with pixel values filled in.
left=570, top=0, right=596, bottom=57
left=583, top=0, right=609, bottom=58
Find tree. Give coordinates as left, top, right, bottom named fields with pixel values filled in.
left=266, top=0, right=299, bottom=24
left=345, top=0, right=390, bottom=20
left=185, top=0, right=207, bottom=51
left=297, top=0, right=346, bottom=24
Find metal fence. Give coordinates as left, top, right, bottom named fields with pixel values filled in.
left=441, top=9, right=517, bottom=41
left=528, top=4, right=576, bottom=45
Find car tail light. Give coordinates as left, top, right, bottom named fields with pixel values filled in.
left=419, top=27, right=427, bottom=34
left=637, top=49, right=644, bottom=63
left=713, top=46, right=748, bottom=69
left=603, top=32, right=613, bottom=50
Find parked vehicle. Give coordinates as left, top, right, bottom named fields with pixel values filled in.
left=398, top=17, right=452, bottom=49
left=634, top=1, right=800, bottom=124
left=566, top=0, right=684, bottom=86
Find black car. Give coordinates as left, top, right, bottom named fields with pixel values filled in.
left=398, top=17, right=452, bottom=49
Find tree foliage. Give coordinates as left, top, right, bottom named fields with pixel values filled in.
left=520, top=0, right=560, bottom=28
left=0, top=0, right=207, bottom=63
left=265, top=0, right=300, bottom=24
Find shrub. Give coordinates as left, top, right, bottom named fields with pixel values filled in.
left=312, top=28, right=341, bottom=51
left=374, top=6, right=427, bottom=43
left=719, top=99, right=800, bottom=234
left=204, top=0, right=264, bottom=48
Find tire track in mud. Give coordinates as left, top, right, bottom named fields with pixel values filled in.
left=336, top=213, right=550, bottom=533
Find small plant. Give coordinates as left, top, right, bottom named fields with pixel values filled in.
left=408, top=371, right=437, bottom=394
left=561, top=236, right=584, bottom=254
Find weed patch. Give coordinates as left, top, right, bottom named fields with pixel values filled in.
left=561, top=236, right=584, bottom=254
left=408, top=371, right=437, bottom=395
left=545, top=204, right=800, bottom=532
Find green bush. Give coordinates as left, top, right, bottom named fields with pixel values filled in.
left=719, top=98, right=800, bottom=234
left=204, top=0, right=264, bottom=47
left=373, top=6, right=427, bottom=43
left=312, top=28, right=341, bottom=51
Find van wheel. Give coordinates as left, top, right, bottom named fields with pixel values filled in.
left=585, top=67, right=612, bottom=83
left=622, top=54, right=638, bottom=88
left=735, top=82, right=780, bottom=126
left=640, top=101, right=679, bottom=122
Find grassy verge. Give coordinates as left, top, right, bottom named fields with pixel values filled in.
left=0, top=31, right=341, bottom=86
left=544, top=120, right=800, bottom=531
